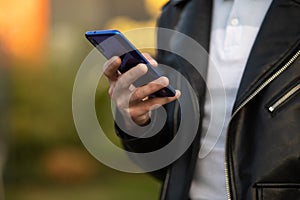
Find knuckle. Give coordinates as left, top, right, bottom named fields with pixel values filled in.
left=116, top=99, right=127, bottom=109
left=131, top=89, right=141, bottom=101
left=116, top=76, right=126, bottom=88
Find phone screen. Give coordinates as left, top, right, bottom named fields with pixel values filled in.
left=88, top=33, right=147, bottom=73
left=86, top=30, right=176, bottom=97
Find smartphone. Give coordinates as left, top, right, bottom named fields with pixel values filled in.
left=85, top=30, right=176, bottom=97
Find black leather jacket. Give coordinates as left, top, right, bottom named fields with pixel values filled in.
left=116, top=0, right=300, bottom=199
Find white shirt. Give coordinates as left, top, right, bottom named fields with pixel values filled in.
left=190, top=0, right=273, bottom=199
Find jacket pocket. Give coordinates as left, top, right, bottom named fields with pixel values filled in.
left=266, top=78, right=300, bottom=115
left=254, top=183, right=300, bottom=200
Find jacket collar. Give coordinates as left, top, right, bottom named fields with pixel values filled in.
left=233, top=0, right=300, bottom=111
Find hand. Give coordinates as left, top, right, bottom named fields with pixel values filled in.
left=103, top=53, right=181, bottom=126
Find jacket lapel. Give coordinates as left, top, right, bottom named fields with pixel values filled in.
left=161, top=1, right=213, bottom=199
left=233, top=0, right=300, bottom=111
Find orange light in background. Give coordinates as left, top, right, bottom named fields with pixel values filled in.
left=0, top=0, right=49, bottom=66
left=145, top=0, right=168, bottom=17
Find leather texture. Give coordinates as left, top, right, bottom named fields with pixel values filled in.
left=115, top=0, right=300, bottom=199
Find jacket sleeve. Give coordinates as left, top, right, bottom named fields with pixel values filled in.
left=114, top=99, right=179, bottom=181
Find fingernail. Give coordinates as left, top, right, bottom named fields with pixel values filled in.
left=157, top=76, right=169, bottom=86
left=176, top=90, right=181, bottom=98
left=138, top=64, right=148, bottom=73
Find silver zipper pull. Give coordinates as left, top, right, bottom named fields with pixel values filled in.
left=268, top=83, right=300, bottom=113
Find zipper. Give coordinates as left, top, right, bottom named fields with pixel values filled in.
left=268, top=83, right=300, bottom=112
left=224, top=49, right=300, bottom=200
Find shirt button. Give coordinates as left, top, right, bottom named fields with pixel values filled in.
left=230, top=18, right=239, bottom=26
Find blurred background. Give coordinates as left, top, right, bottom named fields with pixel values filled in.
left=0, top=0, right=168, bottom=199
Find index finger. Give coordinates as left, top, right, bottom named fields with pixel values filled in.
left=103, top=56, right=121, bottom=81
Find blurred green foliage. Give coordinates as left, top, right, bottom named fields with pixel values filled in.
left=4, top=49, right=160, bottom=199
left=1, top=0, right=166, bottom=199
